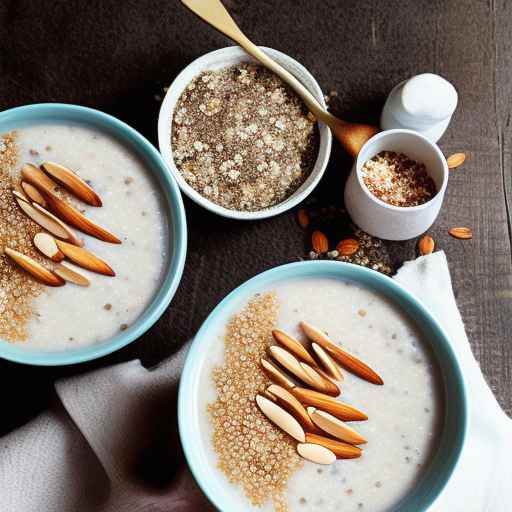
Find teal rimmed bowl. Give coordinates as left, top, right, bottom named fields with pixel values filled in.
left=178, top=261, right=467, bottom=511
left=0, top=103, right=187, bottom=365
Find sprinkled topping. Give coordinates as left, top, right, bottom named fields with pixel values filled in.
left=208, top=293, right=302, bottom=511
left=361, top=151, right=436, bottom=207
left=172, top=63, right=319, bottom=211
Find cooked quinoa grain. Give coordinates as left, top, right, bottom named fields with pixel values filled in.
left=208, top=293, right=302, bottom=511
left=172, top=64, right=319, bottom=211
left=361, top=151, right=436, bottom=207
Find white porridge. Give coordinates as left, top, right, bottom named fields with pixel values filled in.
left=0, top=124, right=168, bottom=350
left=198, top=277, right=444, bottom=512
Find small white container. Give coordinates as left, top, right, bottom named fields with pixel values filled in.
left=344, top=129, right=448, bottom=241
left=158, top=46, right=332, bottom=220
left=380, top=73, right=458, bottom=143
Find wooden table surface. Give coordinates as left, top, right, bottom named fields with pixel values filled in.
left=0, top=0, right=510, bottom=437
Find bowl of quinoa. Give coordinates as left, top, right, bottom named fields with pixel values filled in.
left=158, top=46, right=331, bottom=220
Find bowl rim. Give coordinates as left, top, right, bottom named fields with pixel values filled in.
left=157, top=45, right=332, bottom=220
left=355, top=128, right=449, bottom=212
left=0, top=103, right=187, bottom=366
left=178, top=260, right=468, bottom=512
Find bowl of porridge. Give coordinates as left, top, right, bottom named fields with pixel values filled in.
left=178, top=261, right=467, bottom=511
left=158, top=46, right=332, bottom=220
left=0, top=103, right=187, bottom=365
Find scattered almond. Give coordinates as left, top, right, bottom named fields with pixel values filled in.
left=21, top=181, right=47, bottom=207
left=41, top=191, right=121, bottom=244
left=14, top=195, right=82, bottom=246
left=54, top=263, right=90, bottom=287
left=297, top=443, right=336, bottom=465
left=292, top=387, right=368, bottom=421
left=255, top=394, right=305, bottom=442
left=299, top=362, right=340, bottom=396
left=55, top=239, right=115, bottom=276
left=312, top=342, right=344, bottom=381
left=336, top=238, right=359, bottom=256
left=308, top=407, right=367, bottom=445
left=446, top=153, right=466, bottom=169
left=4, top=248, right=65, bottom=287
left=297, top=209, right=309, bottom=228
left=272, top=329, right=317, bottom=367
left=311, top=230, right=328, bottom=253
left=449, top=227, right=472, bottom=240
left=419, top=235, right=435, bottom=255
left=33, top=233, right=65, bottom=262
left=269, top=345, right=312, bottom=384
left=260, top=358, right=296, bottom=390
left=300, top=321, right=384, bottom=385
left=267, top=384, right=320, bottom=434
left=41, top=162, right=102, bottom=207
left=305, top=433, right=362, bottom=459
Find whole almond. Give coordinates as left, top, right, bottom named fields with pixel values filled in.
left=449, top=227, right=473, bottom=240
left=336, top=238, right=359, bottom=256
left=297, top=209, right=309, bottom=228
left=447, top=153, right=466, bottom=169
left=418, top=235, right=435, bottom=255
left=311, top=230, right=328, bottom=253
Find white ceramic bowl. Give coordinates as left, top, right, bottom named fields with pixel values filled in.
left=158, top=46, right=332, bottom=220
left=344, top=129, right=448, bottom=240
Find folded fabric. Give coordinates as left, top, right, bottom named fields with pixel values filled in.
left=0, top=251, right=510, bottom=511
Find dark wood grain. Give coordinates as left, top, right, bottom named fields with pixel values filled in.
left=0, top=0, right=510, bottom=437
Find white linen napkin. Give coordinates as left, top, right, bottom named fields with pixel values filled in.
left=0, top=251, right=510, bottom=512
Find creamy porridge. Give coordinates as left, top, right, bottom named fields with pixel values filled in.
left=0, top=124, right=168, bottom=350
left=199, top=277, right=444, bottom=511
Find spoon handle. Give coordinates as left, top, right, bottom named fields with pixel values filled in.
left=180, top=0, right=337, bottom=127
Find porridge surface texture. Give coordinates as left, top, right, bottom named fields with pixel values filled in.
left=171, top=63, right=319, bottom=211
left=361, top=151, right=436, bottom=207
left=201, top=278, right=443, bottom=512
left=208, top=292, right=302, bottom=511
left=0, top=124, right=168, bottom=350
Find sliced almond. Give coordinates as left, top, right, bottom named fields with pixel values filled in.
left=308, top=407, right=367, bottom=444
left=255, top=394, right=305, bottom=442
left=272, top=329, right=317, bottom=366
left=267, top=384, right=321, bottom=434
left=312, top=342, right=344, bottom=381
left=54, top=262, right=90, bottom=286
left=269, top=346, right=313, bottom=385
left=300, top=321, right=383, bottom=385
left=21, top=163, right=60, bottom=195
left=33, top=233, right=65, bottom=262
left=21, top=181, right=47, bottom=207
left=260, top=358, right=296, bottom=390
left=55, top=239, right=115, bottom=276
left=297, top=443, right=336, bottom=465
left=14, top=195, right=82, bottom=246
left=299, top=362, right=340, bottom=396
left=292, top=387, right=368, bottom=421
left=41, top=192, right=121, bottom=244
left=4, top=248, right=65, bottom=287
left=448, top=227, right=472, bottom=240
left=12, top=189, right=29, bottom=202
left=41, top=162, right=102, bottom=206
left=305, top=433, right=362, bottom=459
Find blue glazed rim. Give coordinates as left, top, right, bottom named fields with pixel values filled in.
left=178, top=261, right=468, bottom=512
left=0, top=103, right=187, bottom=365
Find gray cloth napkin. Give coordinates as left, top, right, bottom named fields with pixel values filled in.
left=1, top=251, right=510, bottom=511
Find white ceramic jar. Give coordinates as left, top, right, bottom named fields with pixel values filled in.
left=344, top=129, right=448, bottom=241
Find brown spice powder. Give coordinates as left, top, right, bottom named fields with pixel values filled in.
left=172, top=63, right=319, bottom=211
left=0, top=132, right=45, bottom=341
left=361, top=151, right=436, bottom=207
left=208, top=292, right=302, bottom=511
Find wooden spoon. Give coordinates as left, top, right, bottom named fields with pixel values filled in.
left=181, top=0, right=379, bottom=157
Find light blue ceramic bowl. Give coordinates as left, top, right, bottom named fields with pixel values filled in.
left=0, top=103, right=187, bottom=365
left=178, top=261, right=467, bottom=512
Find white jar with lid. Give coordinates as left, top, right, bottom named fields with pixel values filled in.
left=380, top=73, right=458, bottom=142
